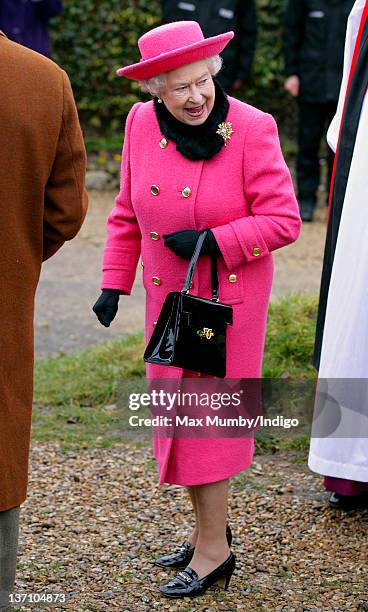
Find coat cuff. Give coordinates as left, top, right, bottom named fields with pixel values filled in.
left=212, top=217, right=269, bottom=270
left=101, top=246, right=140, bottom=294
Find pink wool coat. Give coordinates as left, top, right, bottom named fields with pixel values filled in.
left=101, top=96, right=301, bottom=486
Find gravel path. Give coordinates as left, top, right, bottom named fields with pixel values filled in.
left=16, top=443, right=367, bottom=611
left=35, top=191, right=327, bottom=358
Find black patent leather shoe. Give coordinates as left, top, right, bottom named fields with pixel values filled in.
left=154, top=540, right=194, bottom=569
left=159, top=552, right=236, bottom=598
left=154, top=524, right=232, bottom=569
left=329, top=491, right=368, bottom=510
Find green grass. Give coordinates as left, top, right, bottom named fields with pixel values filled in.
left=33, top=294, right=318, bottom=451
left=263, top=293, right=317, bottom=378
left=33, top=333, right=145, bottom=449
left=34, top=332, right=145, bottom=407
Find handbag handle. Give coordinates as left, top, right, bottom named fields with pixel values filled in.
left=182, top=230, right=219, bottom=302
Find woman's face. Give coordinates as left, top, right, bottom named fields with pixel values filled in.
left=160, top=60, right=215, bottom=125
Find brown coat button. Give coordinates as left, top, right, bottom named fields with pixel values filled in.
left=152, top=277, right=161, bottom=286
left=253, top=247, right=261, bottom=257
left=150, top=231, right=160, bottom=240
left=228, top=274, right=237, bottom=283
left=150, top=184, right=160, bottom=196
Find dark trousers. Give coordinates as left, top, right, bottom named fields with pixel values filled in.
left=0, top=507, right=20, bottom=611
left=297, top=101, right=337, bottom=208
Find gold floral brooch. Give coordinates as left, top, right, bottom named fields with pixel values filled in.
left=216, top=121, right=234, bottom=146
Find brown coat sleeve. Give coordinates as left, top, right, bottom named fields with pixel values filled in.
left=43, top=70, right=88, bottom=261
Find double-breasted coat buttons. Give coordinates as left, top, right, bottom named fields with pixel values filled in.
left=181, top=186, right=192, bottom=198
left=148, top=182, right=197, bottom=291
left=228, top=274, right=237, bottom=283
left=252, top=247, right=261, bottom=257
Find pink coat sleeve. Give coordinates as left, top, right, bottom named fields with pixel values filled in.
left=101, top=103, right=143, bottom=293
left=212, top=113, right=301, bottom=270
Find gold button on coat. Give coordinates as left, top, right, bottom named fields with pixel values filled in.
left=181, top=186, right=192, bottom=198
left=253, top=247, right=261, bottom=257
left=159, top=138, right=168, bottom=149
left=150, top=231, right=160, bottom=240
left=228, top=274, right=237, bottom=283
left=150, top=184, right=160, bottom=196
left=152, top=276, right=161, bottom=286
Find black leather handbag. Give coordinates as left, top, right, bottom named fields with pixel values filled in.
left=144, top=231, right=233, bottom=377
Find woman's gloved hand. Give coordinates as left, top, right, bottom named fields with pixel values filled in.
left=92, top=289, right=120, bottom=327
left=163, top=229, right=220, bottom=260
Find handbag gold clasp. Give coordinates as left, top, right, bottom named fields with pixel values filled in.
left=197, top=327, right=215, bottom=340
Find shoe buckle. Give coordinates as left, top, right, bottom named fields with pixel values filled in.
left=178, top=571, right=191, bottom=583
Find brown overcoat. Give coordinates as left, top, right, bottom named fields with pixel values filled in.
left=0, top=33, right=88, bottom=511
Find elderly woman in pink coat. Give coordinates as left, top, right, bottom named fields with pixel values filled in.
left=93, top=21, right=301, bottom=599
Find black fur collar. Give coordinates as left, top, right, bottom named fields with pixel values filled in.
left=154, top=79, right=229, bottom=161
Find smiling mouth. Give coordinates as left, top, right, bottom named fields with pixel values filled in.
left=185, top=104, right=205, bottom=118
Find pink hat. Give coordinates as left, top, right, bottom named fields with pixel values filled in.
left=117, top=21, right=234, bottom=81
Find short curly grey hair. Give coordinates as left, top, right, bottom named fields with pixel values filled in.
left=140, top=55, right=223, bottom=97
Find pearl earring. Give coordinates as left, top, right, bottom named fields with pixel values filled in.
left=157, top=97, right=162, bottom=104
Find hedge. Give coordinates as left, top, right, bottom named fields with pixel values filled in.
left=51, top=0, right=296, bottom=134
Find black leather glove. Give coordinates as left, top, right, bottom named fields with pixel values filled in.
left=162, top=229, right=220, bottom=260
left=92, top=289, right=120, bottom=327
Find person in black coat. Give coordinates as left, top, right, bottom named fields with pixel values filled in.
left=161, top=0, right=257, bottom=92
left=283, top=0, right=354, bottom=221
